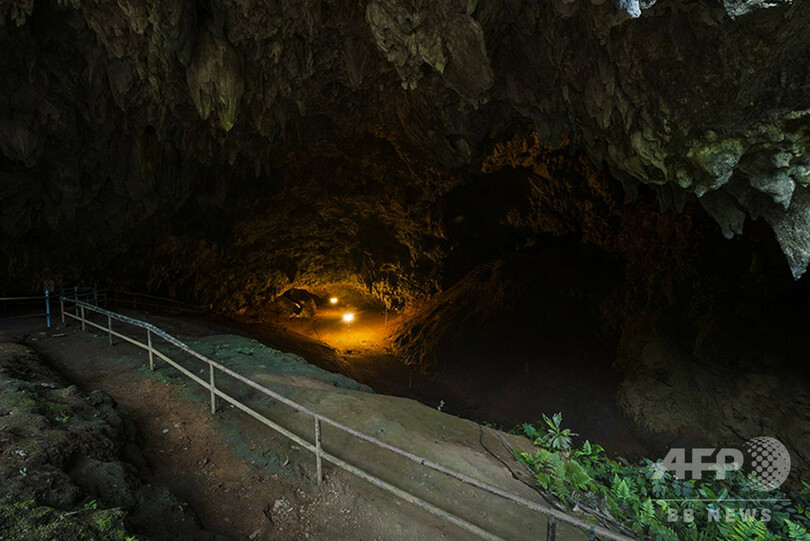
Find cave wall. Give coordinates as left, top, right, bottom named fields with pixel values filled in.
left=391, top=135, right=810, bottom=472
left=1, top=0, right=809, bottom=301
left=3, top=0, right=810, bottom=477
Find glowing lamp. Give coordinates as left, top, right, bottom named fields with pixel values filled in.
left=329, top=297, right=338, bottom=305
left=342, top=312, right=355, bottom=323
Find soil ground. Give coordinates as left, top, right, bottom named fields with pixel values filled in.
left=0, top=311, right=607, bottom=540
left=0, top=342, right=222, bottom=540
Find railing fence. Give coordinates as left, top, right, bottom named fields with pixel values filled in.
left=2, top=286, right=212, bottom=330
left=1, top=286, right=100, bottom=329
left=59, top=295, right=633, bottom=541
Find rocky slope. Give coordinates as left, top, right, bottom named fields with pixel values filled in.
left=0, top=342, right=221, bottom=540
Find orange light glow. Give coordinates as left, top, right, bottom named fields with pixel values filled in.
left=342, top=312, right=355, bottom=323
left=329, top=297, right=338, bottom=304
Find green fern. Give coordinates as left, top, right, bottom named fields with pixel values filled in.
left=611, top=477, right=633, bottom=503
left=728, top=516, right=770, bottom=541
left=564, top=459, right=592, bottom=490
left=785, top=519, right=810, bottom=541
left=515, top=412, right=808, bottom=541
left=639, top=498, right=655, bottom=525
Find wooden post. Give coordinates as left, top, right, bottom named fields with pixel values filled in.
left=74, top=286, right=78, bottom=316
left=546, top=518, right=556, bottom=541
left=107, top=315, right=113, bottom=345
left=80, top=305, right=85, bottom=330
left=209, top=363, right=216, bottom=414
left=315, top=418, right=323, bottom=485
left=147, top=329, right=154, bottom=370
left=60, top=297, right=65, bottom=324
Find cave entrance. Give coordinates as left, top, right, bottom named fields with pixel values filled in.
left=233, top=244, right=647, bottom=458
left=211, top=148, right=810, bottom=469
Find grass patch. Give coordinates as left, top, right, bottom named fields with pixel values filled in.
left=137, top=364, right=173, bottom=385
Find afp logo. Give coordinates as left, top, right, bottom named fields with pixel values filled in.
left=744, top=437, right=791, bottom=491
left=655, top=437, right=791, bottom=491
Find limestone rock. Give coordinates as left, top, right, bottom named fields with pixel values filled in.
left=1, top=0, right=810, bottom=286
left=186, top=26, right=244, bottom=132
left=366, top=0, right=493, bottom=98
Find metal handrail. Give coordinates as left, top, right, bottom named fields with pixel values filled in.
left=0, top=285, right=207, bottom=330
left=110, top=290, right=209, bottom=313
left=1, top=292, right=56, bottom=327
left=0, top=295, right=50, bottom=301
left=60, top=296, right=633, bottom=541
left=1, top=286, right=108, bottom=328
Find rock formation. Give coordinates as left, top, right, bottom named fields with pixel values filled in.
left=1, top=0, right=808, bottom=290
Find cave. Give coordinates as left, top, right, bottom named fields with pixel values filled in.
left=2, top=0, right=810, bottom=539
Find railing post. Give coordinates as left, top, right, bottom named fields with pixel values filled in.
left=80, top=305, right=85, bottom=330
left=45, top=290, right=51, bottom=329
left=588, top=525, right=595, bottom=541
left=315, top=418, right=323, bottom=485
left=74, top=286, right=78, bottom=316
left=93, top=286, right=98, bottom=305
left=60, top=296, right=65, bottom=324
left=147, top=329, right=154, bottom=370
left=209, top=363, right=216, bottom=414
left=107, top=314, right=113, bottom=346
left=546, top=518, right=556, bottom=541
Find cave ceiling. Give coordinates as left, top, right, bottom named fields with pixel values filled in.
left=1, top=0, right=809, bottom=300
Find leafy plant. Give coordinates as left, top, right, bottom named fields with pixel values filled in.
left=783, top=519, right=810, bottom=541
left=516, top=413, right=810, bottom=540
left=539, top=412, right=578, bottom=451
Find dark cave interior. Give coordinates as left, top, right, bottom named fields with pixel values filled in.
left=2, top=0, right=810, bottom=525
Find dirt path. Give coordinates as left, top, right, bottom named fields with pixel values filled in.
left=3, top=320, right=468, bottom=540
left=2, top=312, right=607, bottom=540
